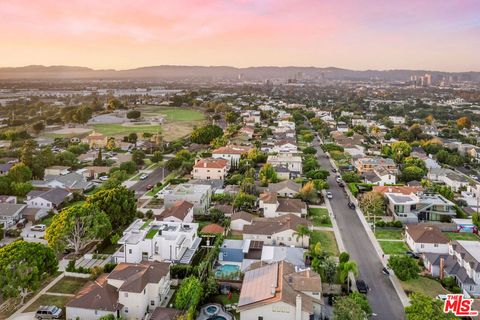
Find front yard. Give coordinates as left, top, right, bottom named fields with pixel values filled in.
left=25, top=294, right=72, bottom=313
left=374, top=229, right=403, bottom=240
left=310, top=230, right=339, bottom=256
left=47, top=277, right=88, bottom=294
left=378, top=240, right=409, bottom=255
left=401, top=276, right=450, bottom=298
left=308, top=207, right=332, bottom=227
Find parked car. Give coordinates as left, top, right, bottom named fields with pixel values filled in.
left=140, top=173, right=148, bottom=180
left=382, top=267, right=390, bottom=276
left=356, top=280, right=369, bottom=294
left=99, top=175, right=109, bottom=181
left=348, top=202, right=356, bottom=210
left=35, top=306, right=63, bottom=319
left=436, top=294, right=448, bottom=301
left=406, top=251, right=420, bottom=259
left=338, top=182, right=345, bottom=187
left=336, top=177, right=342, bottom=183
left=470, top=175, right=478, bottom=180
left=326, top=191, right=333, bottom=199
left=331, top=168, right=337, bottom=173
left=31, top=224, right=46, bottom=232
left=146, top=184, right=154, bottom=190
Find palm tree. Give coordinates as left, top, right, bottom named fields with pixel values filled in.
left=339, top=261, right=359, bottom=293
left=295, top=224, right=311, bottom=248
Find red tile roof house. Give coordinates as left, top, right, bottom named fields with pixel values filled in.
left=191, top=157, right=230, bottom=180
left=66, top=262, right=172, bottom=320
left=155, top=200, right=194, bottom=223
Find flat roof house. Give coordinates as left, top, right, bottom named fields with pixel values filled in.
left=113, top=219, right=201, bottom=265
left=163, top=183, right=212, bottom=215
left=238, top=261, right=324, bottom=320
left=385, top=192, right=456, bottom=223
left=267, top=153, right=303, bottom=174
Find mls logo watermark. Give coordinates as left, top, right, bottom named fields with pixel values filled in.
left=443, top=294, right=478, bottom=317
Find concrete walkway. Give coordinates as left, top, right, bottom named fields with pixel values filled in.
left=8, top=273, right=65, bottom=319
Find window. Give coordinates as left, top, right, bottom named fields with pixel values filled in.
left=129, top=249, right=132, bottom=254
left=124, top=292, right=128, bottom=297
left=258, top=317, right=263, bottom=320
left=151, top=300, right=155, bottom=306
left=421, top=244, right=424, bottom=248
left=144, top=288, right=146, bottom=294
left=124, top=308, right=128, bottom=313
left=434, top=244, right=438, bottom=247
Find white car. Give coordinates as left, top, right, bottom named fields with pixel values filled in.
left=31, top=224, right=46, bottom=232
left=470, top=175, right=478, bottom=180
left=326, top=191, right=333, bottom=199
left=99, top=175, right=109, bottom=181
left=140, top=173, right=148, bottom=180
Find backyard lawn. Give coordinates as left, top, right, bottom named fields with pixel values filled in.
left=444, top=232, right=479, bottom=241
left=310, top=230, right=339, bottom=256
left=378, top=240, right=409, bottom=255
left=374, top=229, right=404, bottom=240
left=401, top=276, right=450, bottom=298
left=308, top=207, right=332, bottom=227
left=47, top=277, right=88, bottom=295
left=25, top=294, right=72, bottom=312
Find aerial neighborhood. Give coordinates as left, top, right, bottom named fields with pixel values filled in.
left=0, top=74, right=480, bottom=320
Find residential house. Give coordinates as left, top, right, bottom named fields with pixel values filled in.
left=66, top=262, right=172, bottom=320
left=155, top=200, right=194, bottom=223
left=405, top=224, right=450, bottom=254
left=422, top=125, right=439, bottom=136
left=32, top=172, right=94, bottom=193
left=372, top=185, right=423, bottom=195
left=389, top=116, right=405, bottom=124
left=163, top=183, right=212, bottom=215
left=113, top=219, right=201, bottom=264
left=272, top=140, right=298, bottom=153
left=356, top=157, right=396, bottom=174
left=427, top=168, right=469, bottom=192
left=26, top=189, right=72, bottom=211
left=385, top=192, right=456, bottom=223
left=362, top=166, right=397, bottom=186
left=423, top=240, right=480, bottom=297
left=82, top=131, right=108, bottom=148
left=243, top=214, right=312, bottom=248
left=268, top=180, right=302, bottom=198
left=240, top=127, right=255, bottom=139
left=212, top=204, right=234, bottom=217
left=238, top=261, right=323, bottom=320
left=192, top=157, right=229, bottom=180
left=267, top=154, right=303, bottom=174
left=231, top=211, right=254, bottom=232
left=258, top=192, right=307, bottom=218
left=77, top=166, right=110, bottom=180
left=0, top=163, right=13, bottom=175
left=336, top=122, right=349, bottom=132
left=212, top=145, right=250, bottom=167
left=44, top=165, right=70, bottom=176
left=0, top=195, right=16, bottom=203
left=0, top=203, right=25, bottom=228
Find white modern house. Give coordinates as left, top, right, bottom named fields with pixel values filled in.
left=163, top=183, right=212, bottom=215
left=267, top=154, right=303, bottom=174
left=113, top=219, right=201, bottom=265
left=66, top=262, right=172, bottom=320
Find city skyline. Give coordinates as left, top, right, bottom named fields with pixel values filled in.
left=1, top=0, right=480, bottom=72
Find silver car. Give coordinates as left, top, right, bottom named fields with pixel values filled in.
left=35, top=306, right=62, bottom=319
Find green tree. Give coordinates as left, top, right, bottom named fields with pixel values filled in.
left=105, top=137, right=116, bottom=150
left=32, top=121, right=45, bottom=134
left=20, top=139, right=37, bottom=169
left=107, top=99, right=124, bottom=111
left=166, top=157, right=182, bottom=171
left=391, top=141, right=412, bottom=163
left=405, top=292, right=456, bottom=320
left=338, top=261, right=359, bottom=292
left=233, top=192, right=256, bottom=210
left=388, top=255, right=420, bottom=281
left=127, top=110, right=141, bottom=119
left=119, top=161, right=137, bottom=174
left=225, top=111, right=238, bottom=124
left=7, top=163, right=32, bottom=183
left=10, top=182, right=33, bottom=197
left=128, top=133, right=138, bottom=145
left=341, top=171, right=361, bottom=183
left=473, top=212, right=480, bottom=228
left=190, top=125, right=223, bottom=145
left=333, top=295, right=365, bottom=320
left=46, top=203, right=111, bottom=255
left=302, top=146, right=317, bottom=155
left=87, top=186, right=136, bottom=229
left=349, top=292, right=372, bottom=316
left=295, top=224, right=311, bottom=248
left=151, top=151, right=163, bottom=163
left=259, top=163, right=278, bottom=186
left=174, top=276, right=203, bottom=310
left=55, top=151, right=78, bottom=167
left=401, top=166, right=425, bottom=182
left=0, top=241, right=57, bottom=303
left=132, top=150, right=145, bottom=166
left=298, top=181, right=317, bottom=203
left=359, top=191, right=386, bottom=216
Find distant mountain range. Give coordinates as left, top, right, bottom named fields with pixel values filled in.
left=0, top=65, right=479, bottom=82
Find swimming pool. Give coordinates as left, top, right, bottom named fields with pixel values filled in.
left=215, top=264, right=240, bottom=279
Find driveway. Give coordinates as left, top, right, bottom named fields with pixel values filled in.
left=12, top=312, right=35, bottom=320
left=312, top=137, right=405, bottom=319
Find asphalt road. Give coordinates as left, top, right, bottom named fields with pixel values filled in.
left=312, top=137, right=406, bottom=320
left=129, top=166, right=169, bottom=197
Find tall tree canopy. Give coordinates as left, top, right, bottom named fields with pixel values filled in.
left=190, top=125, right=223, bottom=145
left=87, top=186, right=136, bottom=229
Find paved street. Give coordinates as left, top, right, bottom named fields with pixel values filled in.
left=312, top=137, right=405, bottom=320
left=129, top=166, right=169, bottom=198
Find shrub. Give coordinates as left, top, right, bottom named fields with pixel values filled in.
left=388, top=255, right=420, bottom=281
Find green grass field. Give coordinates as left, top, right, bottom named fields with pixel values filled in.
left=444, top=232, right=479, bottom=241
left=25, top=294, right=72, bottom=313
left=374, top=229, right=404, bottom=240
left=141, top=106, right=204, bottom=121
left=47, top=277, right=88, bottom=295
left=308, top=207, right=332, bottom=227
left=401, top=276, right=449, bottom=297
left=378, top=240, right=409, bottom=255
left=311, top=230, right=339, bottom=255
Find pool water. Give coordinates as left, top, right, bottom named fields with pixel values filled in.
left=209, top=317, right=226, bottom=320
left=215, top=264, right=240, bottom=278
left=206, top=305, right=219, bottom=315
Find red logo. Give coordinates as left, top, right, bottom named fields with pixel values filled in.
left=443, top=294, right=478, bottom=317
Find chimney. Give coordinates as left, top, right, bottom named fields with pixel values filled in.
left=295, top=294, right=302, bottom=320
left=439, top=257, right=445, bottom=280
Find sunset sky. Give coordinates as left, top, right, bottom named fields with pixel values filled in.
left=1, top=0, right=479, bottom=71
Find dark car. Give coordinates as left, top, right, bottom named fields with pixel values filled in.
left=331, top=168, right=337, bottom=173
left=406, top=251, right=420, bottom=259
left=356, top=280, right=369, bottom=294
left=338, top=182, right=345, bottom=187
left=348, top=202, right=356, bottom=210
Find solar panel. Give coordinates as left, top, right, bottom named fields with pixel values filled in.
left=238, top=263, right=278, bottom=306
